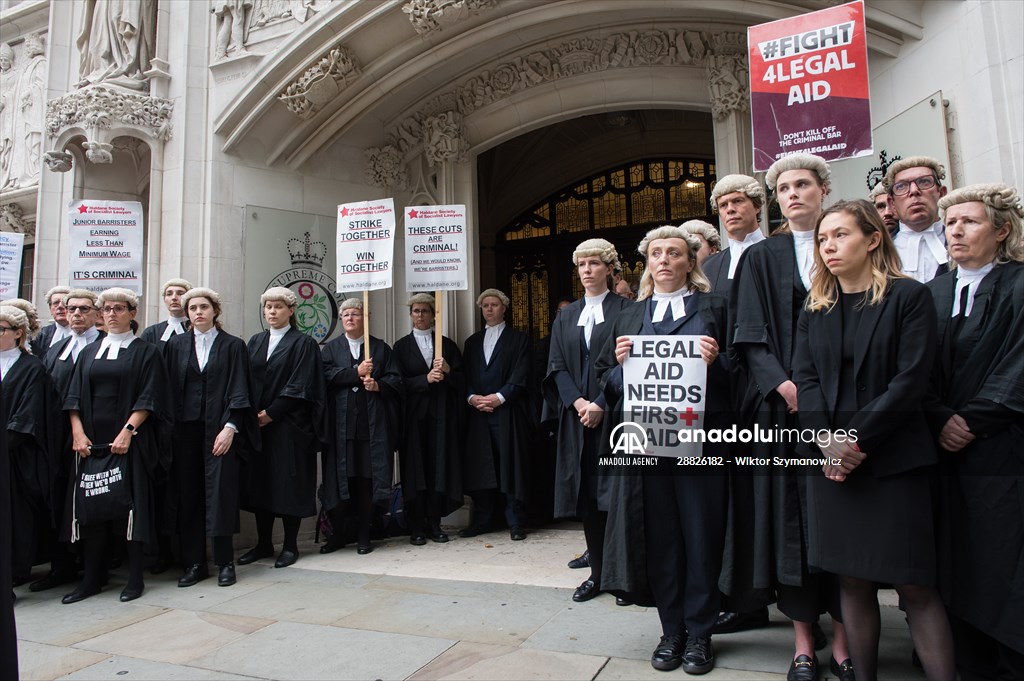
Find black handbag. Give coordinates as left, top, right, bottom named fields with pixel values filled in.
left=71, top=446, right=134, bottom=541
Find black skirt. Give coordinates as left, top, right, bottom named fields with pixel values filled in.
left=808, top=466, right=938, bottom=585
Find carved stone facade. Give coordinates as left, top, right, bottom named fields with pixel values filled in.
left=0, top=202, right=34, bottom=236
left=249, top=0, right=330, bottom=28
left=423, top=111, right=468, bottom=167
left=364, top=145, right=409, bottom=190
left=45, top=85, right=174, bottom=143
left=278, top=44, right=361, bottom=119
left=385, top=28, right=710, bottom=154
left=402, top=0, right=497, bottom=36
left=0, top=32, right=47, bottom=194
left=705, top=32, right=749, bottom=121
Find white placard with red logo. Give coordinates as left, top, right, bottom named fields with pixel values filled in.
left=335, top=199, right=396, bottom=292
left=68, top=200, right=145, bottom=294
left=404, top=204, right=468, bottom=291
left=622, top=335, right=707, bottom=457
left=0, top=231, right=25, bottom=297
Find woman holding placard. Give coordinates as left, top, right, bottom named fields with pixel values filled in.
left=320, top=298, right=401, bottom=555
left=62, top=288, right=170, bottom=604
left=596, top=225, right=728, bottom=674
left=793, top=199, right=952, bottom=680
left=240, top=287, right=324, bottom=569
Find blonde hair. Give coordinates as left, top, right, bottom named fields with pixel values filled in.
left=710, top=174, right=764, bottom=213
left=806, top=200, right=908, bottom=312
left=882, top=156, right=945, bottom=193
left=181, top=287, right=223, bottom=330
left=0, top=305, right=30, bottom=350
left=636, top=226, right=711, bottom=300
left=0, top=298, right=40, bottom=337
left=938, top=183, right=1024, bottom=268
left=476, top=288, right=509, bottom=307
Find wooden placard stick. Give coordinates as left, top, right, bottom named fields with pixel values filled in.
left=434, top=290, right=443, bottom=360
left=363, top=290, right=370, bottom=359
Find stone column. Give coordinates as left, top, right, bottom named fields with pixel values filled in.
left=706, top=32, right=753, bottom=178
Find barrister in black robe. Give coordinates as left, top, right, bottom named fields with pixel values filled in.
left=702, top=177, right=774, bottom=630
left=62, top=288, right=171, bottom=604
left=595, top=227, right=728, bottom=673
left=0, top=305, right=54, bottom=585
left=461, top=289, right=533, bottom=540
left=32, top=291, right=104, bottom=592
left=320, top=298, right=401, bottom=555
left=927, top=185, right=1024, bottom=678
left=35, top=286, right=72, bottom=359
left=0, top=368, right=18, bottom=681
left=542, top=238, right=630, bottom=603
left=139, top=278, right=192, bottom=349
left=732, top=154, right=850, bottom=669
left=393, top=293, right=464, bottom=545
left=165, top=288, right=257, bottom=587
left=0, top=298, right=42, bottom=358
left=240, top=287, right=324, bottom=569
left=794, top=200, right=952, bottom=680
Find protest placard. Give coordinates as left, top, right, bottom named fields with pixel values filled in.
left=0, top=231, right=25, bottom=297
left=749, top=0, right=872, bottom=170
left=404, top=204, right=468, bottom=292
left=621, top=335, right=707, bottom=457
left=335, top=199, right=396, bottom=293
left=68, top=200, right=145, bottom=294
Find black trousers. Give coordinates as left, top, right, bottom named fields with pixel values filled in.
left=176, top=423, right=232, bottom=566
left=469, top=417, right=525, bottom=527
left=642, top=466, right=727, bottom=639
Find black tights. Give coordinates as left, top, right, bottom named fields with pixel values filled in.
left=254, top=511, right=301, bottom=553
left=326, top=478, right=373, bottom=547
left=839, top=576, right=954, bottom=681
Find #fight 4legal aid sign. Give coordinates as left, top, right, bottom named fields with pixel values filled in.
left=404, top=205, right=468, bottom=291
left=335, top=199, right=396, bottom=293
left=749, top=0, right=872, bottom=171
left=621, top=335, right=707, bottom=457
left=68, top=200, right=145, bottom=295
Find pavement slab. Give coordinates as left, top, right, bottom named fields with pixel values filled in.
left=57, top=656, right=265, bottom=680
left=14, top=594, right=168, bottom=647
left=189, top=620, right=456, bottom=681
left=73, top=609, right=275, bottom=664
left=212, top=580, right=385, bottom=625
left=408, top=641, right=610, bottom=680
left=16, top=640, right=109, bottom=681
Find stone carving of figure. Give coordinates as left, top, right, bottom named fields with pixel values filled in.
left=17, top=33, right=46, bottom=187
left=706, top=53, right=748, bottom=121
left=212, top=0, right=253, bottom=59
left=76, top=0, right=157, bottom=90
left=422, top=111, right=467, bottom=167
left=0, top=43, right=15, bottom=190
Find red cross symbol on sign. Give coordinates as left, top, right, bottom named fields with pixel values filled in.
left=680, top=407, right=699, bottom=426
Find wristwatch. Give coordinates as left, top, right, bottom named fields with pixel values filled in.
left=124, top=423, right=138, bottom=436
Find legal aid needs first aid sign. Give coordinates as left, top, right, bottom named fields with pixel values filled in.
left=749, top=0, right=872, bottom=171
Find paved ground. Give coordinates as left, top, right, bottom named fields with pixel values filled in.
left=14, top=526, right=925, bottom=680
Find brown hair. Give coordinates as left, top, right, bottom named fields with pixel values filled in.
left=806, top=200, right=908, bottom=312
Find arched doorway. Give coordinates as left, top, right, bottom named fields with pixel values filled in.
left=497, top=156, right=717, bottom=344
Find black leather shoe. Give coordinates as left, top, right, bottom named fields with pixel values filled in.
left=61, top=584, right=100, bottom=604
left=572, top=579, right=601, bottom=602
left=682, top=636, right=715, bottom=675
left=567, top=550, right=590, bottom=569
left=651, top=634, right=685, bottom=671
left=319, top=536, right=345, bottom=554
left=458, top=524, right=491, bottom=538
left=274, top=550, right=298, bottom=568
left=30, top=569, right=78, bottom=593
left=218, top=563, right=236, bottom=587
left=712, top=608, right=770, bottom=634
left=238, top=546, right=274, bottom=565
left=509, top=526, right=526, bottom=541
left=119, top=585, right=144, bottom=602
left=357, top=544, right=373, bottom=555
left=830, top=657, right=854, bottom=681
left=410, top=534, right=427, bottom=546
left=178, top=564, right=208, bottom=587
left=615, top=595, right=633, bottom=606
left=787, top=654, right=819, bottom=681
left=430, top=526, right=449, bottom=543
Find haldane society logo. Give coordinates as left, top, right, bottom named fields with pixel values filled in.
left=262, top=232, right=345, bottom=343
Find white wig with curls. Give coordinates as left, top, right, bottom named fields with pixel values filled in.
left=939, top=183, right=1024, bottom=266
left=765, top=153, right=831, bottom=192
left=710, top=174, right=764, bottom=213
